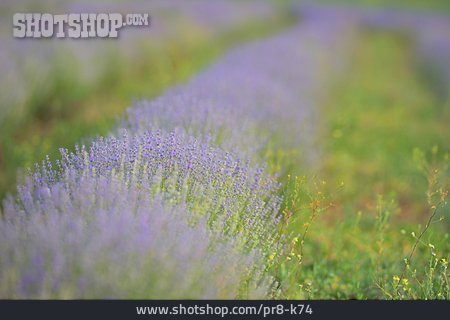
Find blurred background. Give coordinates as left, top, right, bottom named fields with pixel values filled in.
left=0, top=0, right=291, bottom=200
left=0, top=0, right=448, bottom=201
left=0, top=0, right=449, bottom=299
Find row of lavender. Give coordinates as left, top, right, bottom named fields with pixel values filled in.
left=365, top=8, right=450, bottom=100
left=124, top=15, right=357, bottom=159
left=298, top=4, right=450, bottom=100
left=0, top=0, right=275, bottom=122
left=0, top=7, right=357, bottom=298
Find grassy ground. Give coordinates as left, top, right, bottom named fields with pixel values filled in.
left=272, top=31, right=449, bottom=299
left=0, top=12, right=292, bottom=201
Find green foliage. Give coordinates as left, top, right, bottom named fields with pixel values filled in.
left=268, top=31, right=449, bottom=299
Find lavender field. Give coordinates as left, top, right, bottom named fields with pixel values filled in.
left=0, top=1, right=449, bottom=299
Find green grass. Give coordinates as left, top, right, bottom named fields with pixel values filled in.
left=0, top=11, right=293, bottom=201
left=271, top=31, right=449, bottom=299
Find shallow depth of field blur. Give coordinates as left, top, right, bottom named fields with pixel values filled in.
left=0, top=0, right=448, bottom=299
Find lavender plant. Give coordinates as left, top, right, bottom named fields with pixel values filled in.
left=0, top=129, right=286, bottom=298
left=1, top=177, right=271, bottom=298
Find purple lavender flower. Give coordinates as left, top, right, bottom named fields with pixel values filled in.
left=0, top=129, right=287, bottom=298
left=1, top=170, right=274, bottom=298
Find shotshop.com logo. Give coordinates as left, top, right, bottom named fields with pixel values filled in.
left=13, top=13, right=149, bottom=38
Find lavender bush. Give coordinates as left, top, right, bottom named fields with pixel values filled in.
left=0, top=129, right=287, bottom=298
left=1, top=178, right=271, bottom=298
